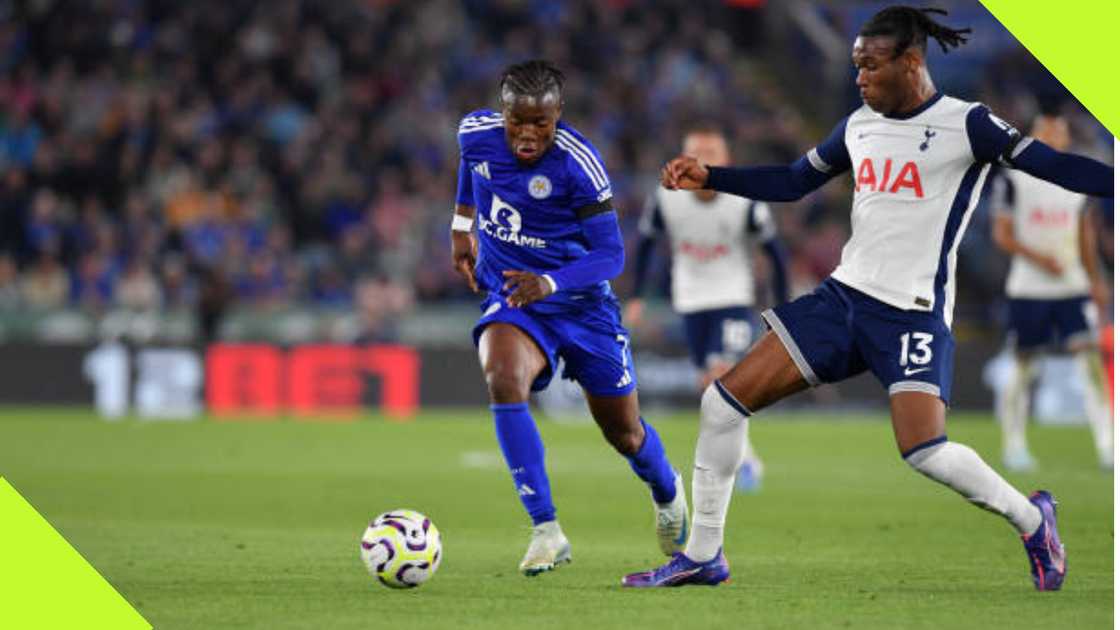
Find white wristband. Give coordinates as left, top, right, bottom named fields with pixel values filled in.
left=542, top=274, right=558, bottom=294
left=451, top=214, right=474, bottom=232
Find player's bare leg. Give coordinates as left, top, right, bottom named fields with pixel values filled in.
left=585, top=390, right=687, bottom=555
left=622, top=331, right=805, bottom=587
left=891, top=391, right=1066, bottom=590
left=479, top=323, right=547, bottom=404
left=479, top=323, right=570, bottom=575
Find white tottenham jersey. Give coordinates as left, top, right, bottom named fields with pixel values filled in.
left=993, top=169, right=1088, bottom=299
left=639, top=189, right=775, bottom=313
left=807, top=93, right=1029, bottom=327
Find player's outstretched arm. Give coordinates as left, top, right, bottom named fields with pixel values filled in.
left=967, top=105, right=1113, bottom=198
left=1009, top=141, right=1114, bottom=198
left=663, top=118, right=849, bottom=202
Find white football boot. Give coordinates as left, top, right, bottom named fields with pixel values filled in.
left=654, top=472, right=689, bottom=555
left=519, top=520, right=572, bottom=576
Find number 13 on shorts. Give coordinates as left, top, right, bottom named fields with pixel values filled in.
left=899, top=332, right=933, bottom=368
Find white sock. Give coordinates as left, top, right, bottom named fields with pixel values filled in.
left=905, top=440, right=1042, bottom=535
left=1077, top=349, right=1114, bottom=468
left=996, top=355, right=1032, bottom=458
left=685, top=382, right=748, bottom=562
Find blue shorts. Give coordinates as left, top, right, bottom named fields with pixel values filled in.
left=1007, top=296, right=1094, bottom=352
left=471, top=294, right=636, bottom=397
left=763, top=278, right=954, bottom=404
left=681, top=306, right=757, bottom=369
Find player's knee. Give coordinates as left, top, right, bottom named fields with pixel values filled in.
left=700, top=382, right=747, bottom=429
left=483, top=362, right=532, bottom=404
left=604, top=423, right=643, bottom=456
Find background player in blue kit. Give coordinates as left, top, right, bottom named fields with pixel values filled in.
left=450, top=60, right=687, bottom=576
left=623, top=7, right=1113, bottom=591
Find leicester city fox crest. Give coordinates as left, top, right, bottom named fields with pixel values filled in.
left=528, top=174, right=552, bottom=199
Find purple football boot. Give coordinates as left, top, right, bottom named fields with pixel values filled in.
left=621, top=550, right=730, bottom=588
left=1021, top=490, right=1066, bottom=591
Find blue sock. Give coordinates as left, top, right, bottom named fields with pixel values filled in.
left=491, top=402, right=556, bottom=525
left=627, top=418, right=678, bottom=504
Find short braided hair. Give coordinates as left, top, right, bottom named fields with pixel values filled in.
left=499, top=59, right=565, bottom=107
left=859, top=6, right=971, bottom=57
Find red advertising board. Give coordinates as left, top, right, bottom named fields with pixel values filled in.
left=206, top=344, right=419, bottom=420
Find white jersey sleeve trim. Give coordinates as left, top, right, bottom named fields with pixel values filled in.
left=807, top=148, right=832, bottom=173
left=888, top=381, right=942, bottom=398
left=1010, top=136, right=1034, bottom=159
left=762, top=309, right=821, bottom=386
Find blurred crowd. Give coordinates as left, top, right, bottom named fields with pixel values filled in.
left=0, top=0, right=810, bottom=327
left=0, top=0, right=1110, bottom=338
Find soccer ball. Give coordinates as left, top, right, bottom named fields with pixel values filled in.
left=360, top=509, right=442, bottom=589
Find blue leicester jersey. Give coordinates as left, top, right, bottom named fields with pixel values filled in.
left=456, top=109, right=616, bottom=312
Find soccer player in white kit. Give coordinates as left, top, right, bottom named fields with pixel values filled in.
left=991, top=114, right=1113, bottom=472
left=626, top=124, right=789, bottom=491
left=622, top=6, right=1113, bottom=591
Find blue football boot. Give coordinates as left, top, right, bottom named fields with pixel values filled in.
left=1021, top=490, right=1066, bottom=591
left=621, top=549, right=730, bottom=588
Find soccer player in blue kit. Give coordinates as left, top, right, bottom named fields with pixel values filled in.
left=623, top=7, right=1113, bottom=591
left=450, top=60, right=687, bottom=576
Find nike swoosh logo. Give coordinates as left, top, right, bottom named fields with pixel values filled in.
left=663, top=567, right=702, bottom=586
left=903, top=367, right=931, bottom=376
left=1046, top=526, right=1066, bottom=573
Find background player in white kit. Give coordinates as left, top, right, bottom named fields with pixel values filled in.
left=622, top=6, right=1113, bottom=592
left=625, top=124, right=789, bottom=491
left=990, top=113, right=1112, bottom=472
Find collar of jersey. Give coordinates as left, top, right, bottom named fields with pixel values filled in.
left=882, top=91, right=943, bottom=120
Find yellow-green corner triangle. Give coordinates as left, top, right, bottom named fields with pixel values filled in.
left=980, top=0, right=1119, bottom=137
left=0, top=477, right=150, bottom=629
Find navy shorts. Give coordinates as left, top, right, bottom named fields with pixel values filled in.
left=681, top=306, right=757, bottom=369
left=1007, top=296, right=1094, bottom=351
left=763, top=278, right=954, bottom=404
left=472, top=293, right=636, bottom=397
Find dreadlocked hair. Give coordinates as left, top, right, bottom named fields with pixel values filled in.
left=499, top=59, right=565, bottom=106
left=859, top=6, right=971, bottom=57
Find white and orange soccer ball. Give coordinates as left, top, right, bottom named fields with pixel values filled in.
left=360, top=509, right=442, bottom=588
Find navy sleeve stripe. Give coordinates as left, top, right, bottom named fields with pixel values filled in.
left=812, top=115, right=851, bottom=173
left=966, top=105, right=1023, bottom=164
left=1010, top=141, right=1115, bottom=197
left=556, top=129, right=608, bottom=189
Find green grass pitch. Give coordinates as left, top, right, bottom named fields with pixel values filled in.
left=0, top=407, right=1112, bottom=629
